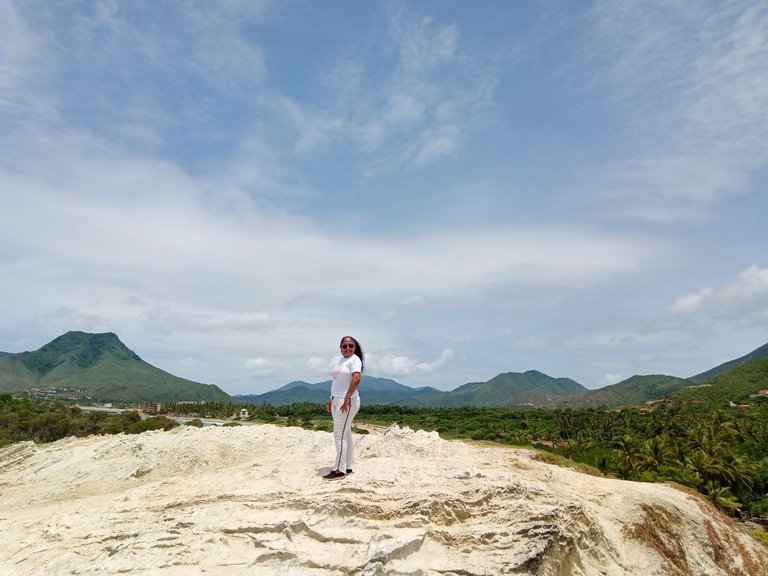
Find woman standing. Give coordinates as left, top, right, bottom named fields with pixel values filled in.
left=323, top=336, right=363, bottom=480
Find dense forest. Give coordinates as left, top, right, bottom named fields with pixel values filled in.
left=2, top=393, right=767, bottom=525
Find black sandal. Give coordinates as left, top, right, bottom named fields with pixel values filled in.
left=323, top=470, right=346, bottom=480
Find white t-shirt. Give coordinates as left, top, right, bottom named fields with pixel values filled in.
left=330, top=354, right=362, bottom=398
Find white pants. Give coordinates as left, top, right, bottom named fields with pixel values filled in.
left=331, top=395, right=360, bottom=472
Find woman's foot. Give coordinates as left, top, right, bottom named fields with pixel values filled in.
left=322, top=470, right=346, bottom=480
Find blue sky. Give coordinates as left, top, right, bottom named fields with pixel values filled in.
left=2, top=0, right=767, bottom=395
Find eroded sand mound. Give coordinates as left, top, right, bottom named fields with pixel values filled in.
left=0, top=424, right=765, bottom=575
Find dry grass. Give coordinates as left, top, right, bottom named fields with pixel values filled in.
left=528, top=450, right=605, bottom=477
left=623, top=503, right=690, bottom=576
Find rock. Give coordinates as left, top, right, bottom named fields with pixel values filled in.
left=0, top=424, right=765, bottom=575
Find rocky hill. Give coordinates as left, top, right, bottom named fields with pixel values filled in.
left=0, top=424, right=764, bottom=575
left=0, top=331, right=231, bottom=404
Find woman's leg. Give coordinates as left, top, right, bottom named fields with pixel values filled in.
left=344, top=397, right=360, bottom=470
left=331, top=396, right=360, bottom=472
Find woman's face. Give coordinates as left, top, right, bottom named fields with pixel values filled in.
left=340, top=338, right=356, bottom=358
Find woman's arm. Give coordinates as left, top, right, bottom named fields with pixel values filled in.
left=341, top=371, right=361, bottom=412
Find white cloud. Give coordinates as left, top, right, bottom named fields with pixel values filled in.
left=669, top=288, right=713, bottom=315
left=589, top=0, right=768, bottom=220
left=599, top=373, right=624, bottom=387
left=569, top=329, right=687, bottom=350
left=669, top=266, right=768, bottom=322
left=143, top=309, right=273, bottom=336
left=243, top=357, right=279, bottom=378
left=367, top=349, right=454, bottom=378
left=383, top=295, right=425, bottom=318
left=269, top=5, right=494, bottom=170
left=306, top=357, right=332, bottom=373
left=181, top=357, right=206, bottom=369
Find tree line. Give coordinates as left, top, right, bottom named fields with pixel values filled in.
left=0, top=394, right=179, bottom=445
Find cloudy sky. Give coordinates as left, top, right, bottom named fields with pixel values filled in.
left=2, top=0, right=767, bottom=396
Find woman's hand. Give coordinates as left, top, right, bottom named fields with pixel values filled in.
left=341, top=397, right=351, bottom=413
left=326, top=399, right=332, bottom=414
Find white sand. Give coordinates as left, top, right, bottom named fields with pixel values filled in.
left=0, top=423, right=765, bottom=575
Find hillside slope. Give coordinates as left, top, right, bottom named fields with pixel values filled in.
left=401, top=370, right=588, bottom=407
left=689, top=342, right=768, bottom=384
left=0, top=331, right=231, bottom=404
left=0, top=424, right=764, bottom=575
left=561, top=374, right=694, bottom=408
left=673, top=356, right=768, bottom=404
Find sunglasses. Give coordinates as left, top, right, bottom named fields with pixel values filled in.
left=341, top=343, right=355, bottom=349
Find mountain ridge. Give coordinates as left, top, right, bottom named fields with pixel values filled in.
left=558, top=374, right=695, bottom=408
left=689, top=342, right=768, bottom=383
left=0, top=331, right=231, bottom=404
left=236, top=376, right=440, bottom=406
left=3, top=332, right=767, bottom=409
left=245, top=341, right=768, bottom=408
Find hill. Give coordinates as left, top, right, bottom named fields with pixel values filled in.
left=398, top=370, right=588, bottom=408
left=236, top=376, right=439, bottom=405
left=689, top=342, right=768, bottom=383
left=672, top=356, right=768, bottom=405
left=0, top=331, right=231, bottom=404
left=561, top=374, right=694, bottom=408
left=1, top=424, right=764, bottom=574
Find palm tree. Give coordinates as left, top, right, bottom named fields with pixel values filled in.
left=703, top=481, right=742, bottom=516
left=636, top=436, right=671, bottom=473
left=612, top=434, right=640, bottom=478
left=684, top=450, right=709, bottom=488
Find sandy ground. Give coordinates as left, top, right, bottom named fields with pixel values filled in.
left=0, top=423, right=765, bottom=576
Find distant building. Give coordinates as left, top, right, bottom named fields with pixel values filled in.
left=140, top=403, right=162, bottom=414
left=239, top=408, right=249, bottom=418
left=749, top=390, right=768, bottom=399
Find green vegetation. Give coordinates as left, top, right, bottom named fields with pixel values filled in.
left=570, top=375, right=693, bottom=408
left=0, top=394, right=178, bottom=446
left=672, top=357, right=768, bottom=404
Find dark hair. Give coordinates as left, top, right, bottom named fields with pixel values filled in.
left=340, top=336, right=364, bottom=372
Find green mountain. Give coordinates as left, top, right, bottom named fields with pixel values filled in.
left=0, top=331, right=231, bottom=404
left=672, top=356, right=768, bottom=405
left=398, top=370, right=588, bottom=408
left=688, top=342, right=768, bottom=384
left=560, top=374, right=694, bottom=408
left=236, top=376, right=439, bottom=405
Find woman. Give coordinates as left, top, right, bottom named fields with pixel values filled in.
left=323, top=336, right=363, bottom=480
